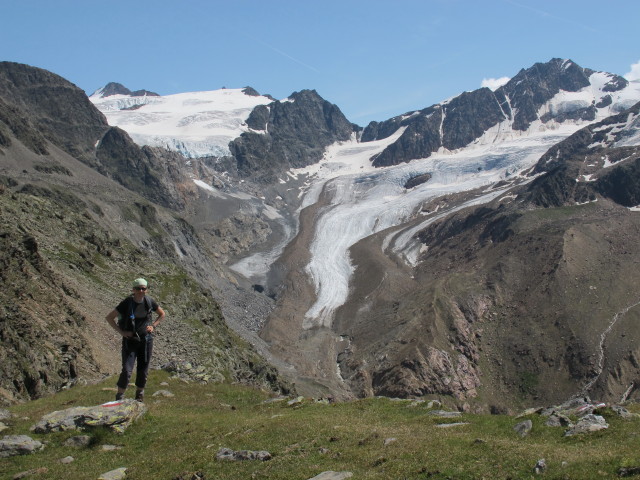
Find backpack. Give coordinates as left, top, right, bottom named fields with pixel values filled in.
left=117, top=295, right=154, bottom=333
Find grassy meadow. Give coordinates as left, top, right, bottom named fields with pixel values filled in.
left=3, top=371, right=640, bottom=479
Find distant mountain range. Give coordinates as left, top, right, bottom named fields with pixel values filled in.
left=2, top=58, right=640, bottom=411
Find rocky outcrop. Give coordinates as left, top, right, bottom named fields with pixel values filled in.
left=95, top=82, right=159, bottom=98
left=526, top=101, right=640, bottom=207
left=0, top=61, right=109, bottom=163
left=31, top=399, right=147, bottom=434
left=229, top=89, right=355, bottom=181
left=0, top=435, right=44, bottom=457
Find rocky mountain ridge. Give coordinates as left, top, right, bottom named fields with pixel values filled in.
left=364, top=59, right=636, bottom=167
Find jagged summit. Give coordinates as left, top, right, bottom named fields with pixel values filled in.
left=363, top=58, right=638, bottom=167
left=91, top=81, right=159, bottom=98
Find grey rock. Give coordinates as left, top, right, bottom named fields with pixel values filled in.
left=541, top=396, right=604, bottom=418
left=63, top=435, right=91, bottom=447
left=60, top=455, right=74, bottom=464
left=101, top=444, right=122, bottom=451
left=564, top=414, right=608, bottom=436
left=0, top=409, right=12, bottom=422
left=152, top=389, right=175, bottom=397
left=0, top=422, right=8, bottom=433
left=517, top=407, right=543, bottom=418
left=0, top=434, right=44, bottom=457
left=98, top=467, right=127, bottom=480
left=31, top=399, right=146, bottom=434
left=612, top=405, right=635, bottom=419
left=533, top=458, right=546, bottom=474
left=619, top=466, right=640, bottom=477
left=287, top=396, right=305, bottom=406
left=383, top=437, right=397, bottom=446
left=513, top=419, right=533, bottom=437
left=427, top=410, right=462, bottom=418
left=306, top=472, right=353, bottom=480
left=436, top=422, right=470, bottom=428
left=216, top=447, right=271, bottom=461
left=545, top=414, right=572, bottom=427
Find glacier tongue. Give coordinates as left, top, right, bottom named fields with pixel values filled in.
left=297, top=126, right=583, bottom=329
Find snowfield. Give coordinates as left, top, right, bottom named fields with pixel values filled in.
left=90, top=88, right=274, bottom=158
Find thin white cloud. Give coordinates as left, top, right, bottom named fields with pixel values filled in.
left=481, top=77, right=510, bottom=91
left=258, top=40, right=320, bottom=74
left=624, top=60, right=640, bottom=81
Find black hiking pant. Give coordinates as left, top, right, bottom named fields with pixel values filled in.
left=117, top=335, right=153, bottom=390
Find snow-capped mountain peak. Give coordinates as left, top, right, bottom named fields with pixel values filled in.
left=90, top=86, right=275, bottom=158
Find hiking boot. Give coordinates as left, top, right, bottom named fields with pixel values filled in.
left=115, top=392, right=124, bottom=401
left=135, top=390, right=144, bottom=402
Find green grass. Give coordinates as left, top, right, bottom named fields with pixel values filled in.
left=3, top=375, right=640, bottom=479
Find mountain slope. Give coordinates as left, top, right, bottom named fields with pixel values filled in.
left=0, top=62, right=290, bottom=404
left=333, top=101, right=640, bottom=409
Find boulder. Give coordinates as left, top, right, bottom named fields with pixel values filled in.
left=513, top=420, right=533, bottom=437
left=306, top=473, right=353, bottom=480
left=533, top=458, right=546, bottom=474
left=0, top=434, right=44, bottom=457
left=564, top=414, right=608, bottom=436
left=216, top=447, right=271, bottom=461
left=544, top=414, right=572, bottom=427
left=31, top=399, right=146, bottom=434
left=98, top=467, right=127, bottom=480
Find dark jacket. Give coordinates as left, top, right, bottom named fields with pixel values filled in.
left=116, top=295, right=159, bottom=340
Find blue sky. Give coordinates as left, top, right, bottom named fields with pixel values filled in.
left=2, top=0, right=639, bottom=126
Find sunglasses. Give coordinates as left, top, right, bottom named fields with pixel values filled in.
left=134, top=286, right=147, bottom=291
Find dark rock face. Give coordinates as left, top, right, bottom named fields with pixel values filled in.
left=527, top=101, right=640, bottom=207
left=229, top=90, right=355, bottom=181
left=363, top=58, right=630, bottom=168
left=97, top=82, right=159, bottom=97
left=502, top=59, right=594, bottom=130
left=0, top=61, right=109, bottom=162
left=404, top=173, right=432, bottom=189
left=95, top=127, right=182, bottom=209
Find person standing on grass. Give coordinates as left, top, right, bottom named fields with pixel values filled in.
left=105, top=278, right=165, bottom=402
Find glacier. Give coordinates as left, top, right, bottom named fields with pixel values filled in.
left=90, top=75, right=640, bottom=333
left=90, top=88, right=274, bottom=158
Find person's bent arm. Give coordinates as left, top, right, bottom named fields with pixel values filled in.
left=106, top=309, right=132, bottom=337
left=147, top=306, right=165, bottom=333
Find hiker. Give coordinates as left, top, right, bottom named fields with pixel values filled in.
left=105, top=278, right=165, bottom=402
